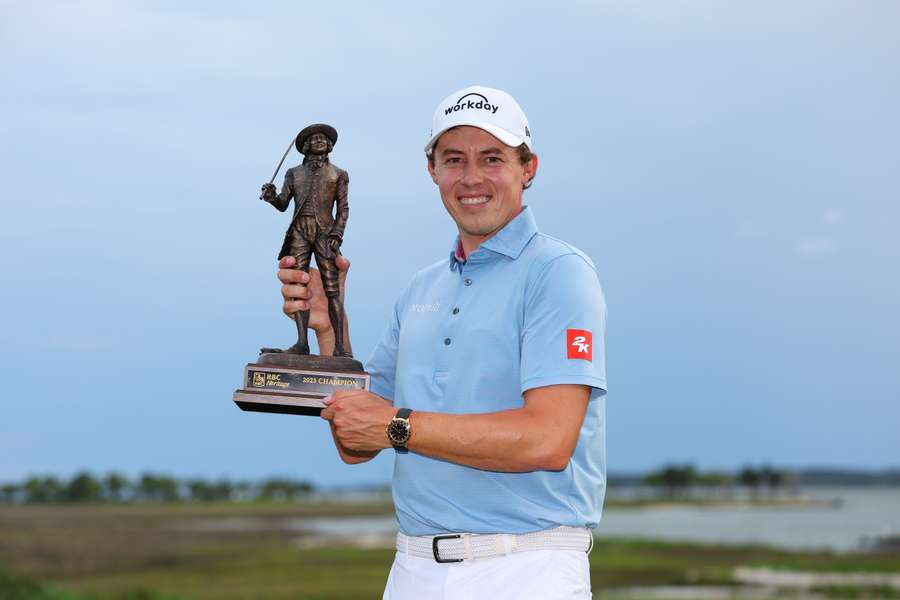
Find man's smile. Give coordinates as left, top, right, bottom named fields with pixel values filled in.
left=459, top=194, right=492, bottom=206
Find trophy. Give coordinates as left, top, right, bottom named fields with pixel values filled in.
left=233, top=124, right=369, bottom=416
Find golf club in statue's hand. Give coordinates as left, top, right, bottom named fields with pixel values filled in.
left=259, top=136, right=295, bottom=201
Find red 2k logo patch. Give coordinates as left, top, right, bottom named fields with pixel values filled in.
left=567, top=329, right=592, bottom=361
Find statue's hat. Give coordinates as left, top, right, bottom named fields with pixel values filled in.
left=295, top=123, right=338, bottom=152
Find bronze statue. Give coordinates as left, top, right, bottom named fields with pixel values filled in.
left=260, top=123, right=351, bottom=358
left=233, top=124, right=367, bottom=417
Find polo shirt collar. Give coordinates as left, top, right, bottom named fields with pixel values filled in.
left=481, top=206, right=538, bottom=259
left=448, top=206, right=538, bottom=270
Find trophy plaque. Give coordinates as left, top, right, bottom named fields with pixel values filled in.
left=234, top=123, right=369, bottom=416
left=235, top=353, right=369, bottom=416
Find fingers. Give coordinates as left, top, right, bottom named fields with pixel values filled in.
left=279, top=273, right=310, bottom=313
left=284, top=298, right=309, bottom=312
left=281, top=283, right=310, bottom=301
left=277, top=266, right=310, bottom=285
left=320, top=392, right=342, bottom=420
left=277, top=262, right=328, bottom=318
left=321, top=392, right=393, bottom=453
left=325, top=390, right=355, bottom=404
left=321, top=390, right=358, bottom=409
left=279, top=265, right=311, bottom=315
left=337, top=256, right=350, bottom=291
left=280, top=271, right=320, bottom=300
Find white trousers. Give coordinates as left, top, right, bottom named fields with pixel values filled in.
left=382, top=549, right=592, bottom=600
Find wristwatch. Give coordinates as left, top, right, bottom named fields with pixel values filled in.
left=387, top=408, right=413, bottom=453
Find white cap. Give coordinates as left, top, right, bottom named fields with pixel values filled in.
left=425, top=85, right=532, bottom=156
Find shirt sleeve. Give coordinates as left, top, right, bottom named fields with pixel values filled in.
left=364, top=293, right=403, bottom=403
left=520, top=253, right=607, bottom=396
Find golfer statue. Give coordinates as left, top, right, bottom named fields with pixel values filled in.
left=260, top=123, right=351, bottom=358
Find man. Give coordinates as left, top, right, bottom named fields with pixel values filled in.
left=262, top=123, right=351, bottom=357
left=278, top=86, right=607, bottom=599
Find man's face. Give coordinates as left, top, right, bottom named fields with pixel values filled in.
left=306, top=133, right=330, bottom=155
left=427, top=126, right=538, bottom=252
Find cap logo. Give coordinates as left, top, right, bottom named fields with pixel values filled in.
left=444, top=92, right=499, bottom=116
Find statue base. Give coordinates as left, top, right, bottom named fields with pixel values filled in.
left=233, top=351, right=369, bottom=416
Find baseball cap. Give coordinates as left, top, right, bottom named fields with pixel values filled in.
left=425, top=85, right=532, bottom=156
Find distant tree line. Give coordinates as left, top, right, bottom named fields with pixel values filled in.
left=609, top=466, right=900, bottom=489
left=0, top=472, right=315, bottom=505
left=797, top=468, right=900, bottom=486
left=640, top=463, right=798, bottom=500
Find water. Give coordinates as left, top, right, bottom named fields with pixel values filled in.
left=175, top=487, right=900, bottom=552
left=595, top=487, right=900, bottom=551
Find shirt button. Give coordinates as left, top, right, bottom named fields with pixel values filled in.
left=444, top=338, right=451, bottom=346
left=452, top=307, right=459, bottom=315
left=464, top=278, right=472, bottom=286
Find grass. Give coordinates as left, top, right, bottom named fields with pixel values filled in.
left=603, top=495, right=839, bottom=509
left=590, top=538, right=900, bottom=587
left=2, top=503, right=898, bottom=599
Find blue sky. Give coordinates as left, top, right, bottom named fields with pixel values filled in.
left=1, top=1, right=898, bottom=486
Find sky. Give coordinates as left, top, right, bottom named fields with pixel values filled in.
left=1, top=1, right=898, bottom=486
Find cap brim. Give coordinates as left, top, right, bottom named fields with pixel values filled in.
left=424, top=122, right=526, bottom=155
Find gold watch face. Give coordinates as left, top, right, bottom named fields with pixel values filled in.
left=388, top=418, right=410, bottom=445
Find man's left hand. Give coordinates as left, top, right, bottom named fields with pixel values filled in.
left=321, top=390, right=395, bottom=452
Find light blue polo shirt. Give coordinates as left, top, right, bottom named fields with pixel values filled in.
left=365, top=206, right=607, bottom=536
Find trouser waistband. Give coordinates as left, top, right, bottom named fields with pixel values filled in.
left=396, top=526, right=593, bottom=563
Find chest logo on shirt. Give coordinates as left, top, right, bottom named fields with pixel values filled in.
left=411, top=302, right=440, bottom=314
left=567, top=329, right=592, bottom=361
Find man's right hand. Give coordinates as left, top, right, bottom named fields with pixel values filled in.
left=279, top=256, right=369, bottom=463
left=260, top=183, right=277, bottom=201
left=277, top=255, right=351, bottom=335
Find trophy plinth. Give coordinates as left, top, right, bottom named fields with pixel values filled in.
left=233, top=351, right=369, bottom=416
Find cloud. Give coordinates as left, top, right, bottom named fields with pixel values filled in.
left=797, top=238, right=837, bottom=257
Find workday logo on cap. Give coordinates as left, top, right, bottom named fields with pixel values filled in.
left=425, top=85, right=532, bottom=156
left=444, top=92, right=500, bottom=116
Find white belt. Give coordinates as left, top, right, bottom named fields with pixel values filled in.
left=396, top=526, right=593, bottom=563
